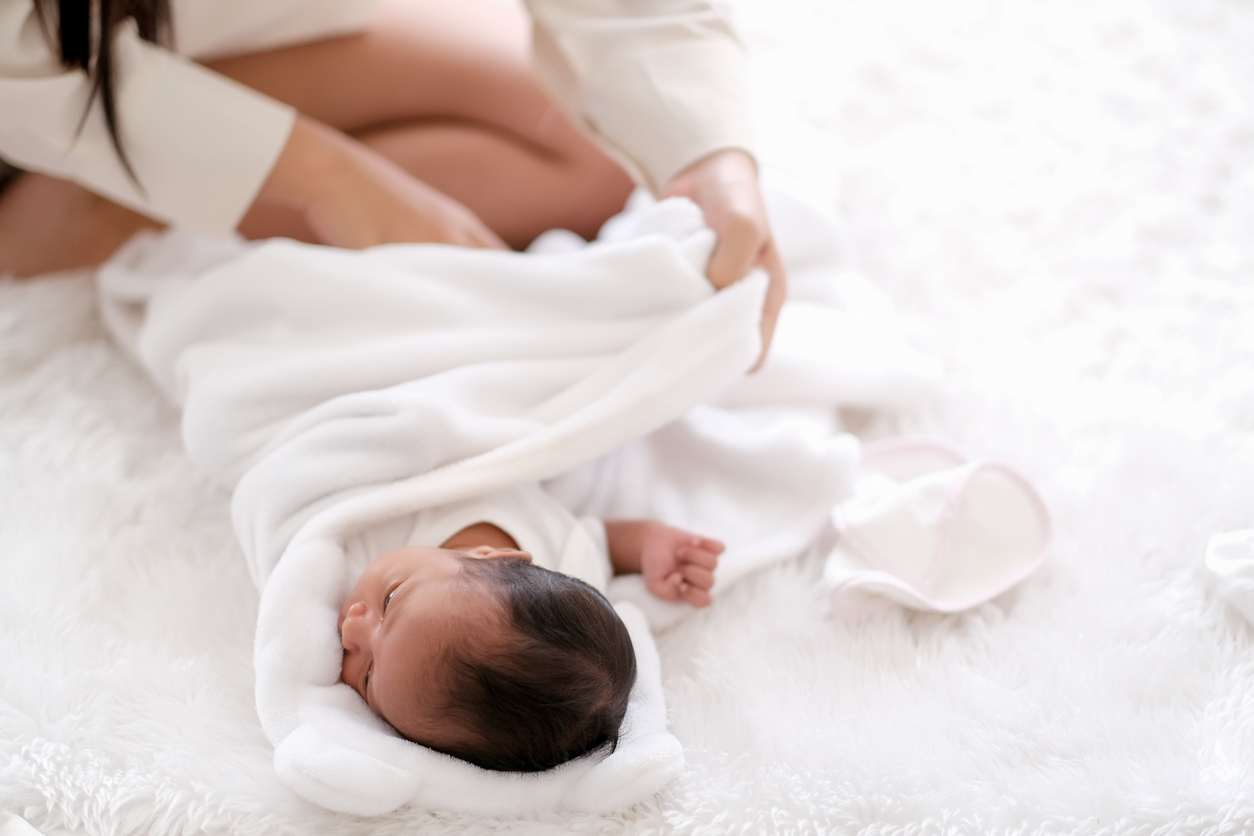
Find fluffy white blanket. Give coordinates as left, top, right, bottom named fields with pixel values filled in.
left=93, top=195, right=765, bottom=816
left=91, top=188, right=967, bottom=816
left=6, top=0, right=1254, bottom=832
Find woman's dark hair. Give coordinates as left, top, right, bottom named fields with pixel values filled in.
left=32, top=0, right=172, bottom=185
left=435, top=558, right=637, bottom=773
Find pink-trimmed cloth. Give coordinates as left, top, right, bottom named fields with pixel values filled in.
left=827, top=437, right=1050, bottom=612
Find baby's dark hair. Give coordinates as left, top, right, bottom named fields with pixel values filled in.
left=435, top=557, right=637, bottom=772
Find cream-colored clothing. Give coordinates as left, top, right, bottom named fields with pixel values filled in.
left=343, top=483, right=612, bottom=595
left=0, top=0, right=751, bottom=235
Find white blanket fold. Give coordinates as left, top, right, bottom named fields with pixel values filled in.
left=96, top=191, right=1017, bottom=816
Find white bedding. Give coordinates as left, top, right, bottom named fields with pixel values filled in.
left=6, top=0, right=1254, bottom=832
left=91, top=186, right=967, bottom=815
left=91, top=194, right=769, bottom=817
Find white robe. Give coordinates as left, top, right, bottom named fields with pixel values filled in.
left=0, top=0, right=751, bottom=234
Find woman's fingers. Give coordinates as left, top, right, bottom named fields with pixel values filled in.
left=703, top=204, right=786, bottom=370
left=662, top=148, right=787, bottom=368
left=315, top=154, right=508, bottom=250
left=426, top=198, right=508, bottom=250
left=704, top=205, right=764, bottom=290
left=260, top=115, right=507, bottom=250
left=753, top=241, right=788, bottom=371
left=465, top=220, right=509, bottom=249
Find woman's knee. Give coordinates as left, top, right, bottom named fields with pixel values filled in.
left=205, top=0, right=542, bottom=137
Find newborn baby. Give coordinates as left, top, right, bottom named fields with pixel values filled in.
left=339, top=516, right=723, bottom=772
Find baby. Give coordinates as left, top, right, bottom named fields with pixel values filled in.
left=338, top=517, right=723, bottom=772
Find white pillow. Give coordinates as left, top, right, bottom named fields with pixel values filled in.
left=254, top=533, right=683, bottom=816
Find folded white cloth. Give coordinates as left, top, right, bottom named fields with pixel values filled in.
left=0, top=812, right=48, bottom=836
left=827, top=437, right=1050, bottom=612
left=96, top=188, right=1040, bottom=817
left=100, top=196, right=761, bottom=815
left=1206, top=530, right=1254, bottom=626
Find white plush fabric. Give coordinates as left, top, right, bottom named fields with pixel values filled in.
left=95, top=196, right=765, bottom=816
left=91, top=189, right=958, bottom=815
left=1206, top=531, right=1254, bottom=628
left=6, top=0, right=1254, bottom=831
left=827, top=437, right=1050, bottom=613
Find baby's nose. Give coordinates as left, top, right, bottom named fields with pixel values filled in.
left=340, top=601, right=369, bottom=652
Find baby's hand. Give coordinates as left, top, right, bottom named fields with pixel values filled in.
left=637, top=523, right=724, bottom=608
left=605, top=519, right=725, bottom=607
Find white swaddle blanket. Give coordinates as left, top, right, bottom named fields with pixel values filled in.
left=96, top=191, right=1042, bottom=816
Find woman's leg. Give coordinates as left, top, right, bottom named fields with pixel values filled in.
left=0, top=172, right=159, bottom=277
left=208, top=0, right=634, bottom=248
left=0, top=0, right=633, bottom=276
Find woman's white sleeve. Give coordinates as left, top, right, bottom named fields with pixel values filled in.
left=525, top=0, right=754, bottom=194
left=0, top=8, right=294, bottom=236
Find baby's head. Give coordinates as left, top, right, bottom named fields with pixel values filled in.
left=338, top=542, right=636, bottom=771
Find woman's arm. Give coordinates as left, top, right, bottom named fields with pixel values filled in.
left=0, top=5, right=502, bottom=248
left=663, top=148, right=787, bottom=370
left=526, top=0, right=786, bottom=365
left=257, top=114, right=505, bottom=250
left=0, top=14, right=291, bottom=235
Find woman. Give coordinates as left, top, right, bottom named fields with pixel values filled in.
left=0, top=0, right=784, bottom=356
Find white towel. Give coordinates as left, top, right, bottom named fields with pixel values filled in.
left=95, top=190, right=978, bottom=816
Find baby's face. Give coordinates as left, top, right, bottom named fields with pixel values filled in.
left=338, top=542, right=531, bottom=743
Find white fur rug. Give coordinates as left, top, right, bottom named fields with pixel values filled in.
left=6, top=0, right=1254, bottom=833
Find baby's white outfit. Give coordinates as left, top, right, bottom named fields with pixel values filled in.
left=342, top=483, right=611, bottom=596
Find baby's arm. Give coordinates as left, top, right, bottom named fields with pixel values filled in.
left=604, top=520, right=724, bottom=608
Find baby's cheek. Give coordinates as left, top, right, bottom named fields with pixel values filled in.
left=339, top=650, right=358, bottom=691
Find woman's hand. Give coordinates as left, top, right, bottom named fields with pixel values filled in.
left=663, top=149, right=787, bottom=370
left=257, top=115, right=506, bottom=250
left=605, top=519, right=724, bottom=608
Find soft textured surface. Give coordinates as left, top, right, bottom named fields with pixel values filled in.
left=826, top=438, right=1049, bottom=613
left=95, top=186, right=961, bottom=816
left=96, top=198, right=759, bottom=817
left=5, top=0, right=1254, bottom=833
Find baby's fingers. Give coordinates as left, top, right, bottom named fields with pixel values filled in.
left=678, top=544, right=722, bottom=571
left=663, top=566, right=715, bottom=608
left=681, top=584, right=714, bottom=608
left=682, top=535, right=724, bottom=556
left=647, top=571, right=684, bottom=602
left=679, top=563, right=715, bottom=592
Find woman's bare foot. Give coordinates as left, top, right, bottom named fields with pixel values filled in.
left=0, top=173, right=162, bottom=278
